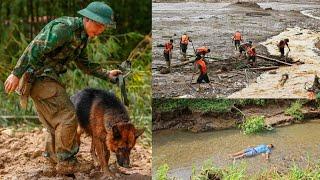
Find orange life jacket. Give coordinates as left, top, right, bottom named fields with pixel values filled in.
left=247, top=47, right=256, bottom=57
left=180, top=35, right=189, bottom=45
left=196, top=46, right=209, bottom=55
left=196, top=59, right=207, bottom=74
left=164, top=42, right=173, bottom=53
left=233, top=32, right=242, bottom=41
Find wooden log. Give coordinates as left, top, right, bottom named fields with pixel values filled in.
left=249, top=66, right=280, bottom=71
left=257, top=55, right=293, bottom=66
left=186, top=54, right=226, bottom=61
left=171, top=59, right=196, bottom=68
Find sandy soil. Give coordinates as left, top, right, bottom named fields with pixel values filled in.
left=230, top=27, right=320, bottom=98
left=152, top=1, right=320, bottom=98
left=0, top=127, right=151, bottom=180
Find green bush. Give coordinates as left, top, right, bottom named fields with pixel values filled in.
left=285, top=101, right=304, bottom=121
left=240, top=116, right=265, bottom=135
left=191, top=160, right=246, bottom=180
left=236, top=99, right=267, bottom=107
left=156, top=164, right=170, bottom=180
left=153, top=99, right=235, bottom=113
left=191, top=160, right=223, bottom=180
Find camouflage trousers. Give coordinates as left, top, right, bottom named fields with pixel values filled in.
left=30, top=77, right=79, bottom=161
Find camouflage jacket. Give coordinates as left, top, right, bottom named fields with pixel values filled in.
left=12, top=16, right=110, bottom=82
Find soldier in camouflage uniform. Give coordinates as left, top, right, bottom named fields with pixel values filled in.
left=4, top=1, right=121, bottom=175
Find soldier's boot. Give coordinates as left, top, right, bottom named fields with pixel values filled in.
left=56, top=157, right=93, bottom=174
left=43, top=131, right=58, bottom=165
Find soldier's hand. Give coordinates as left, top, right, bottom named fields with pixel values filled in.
left=4, top=74, right=20, bottom=93
left=108, top=69, right=122, bottom=80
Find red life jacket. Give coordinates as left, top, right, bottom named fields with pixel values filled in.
left=164, top=42, right=173, bottom=53
left=247, top=47, right=256, bottom=57
left=196, top=59, right=207, bottom=74
left=233, top=32, right=242, bottom=41
left=196, top=46, right=209, bottom=55
left=180, top=35, right=189, bottom=45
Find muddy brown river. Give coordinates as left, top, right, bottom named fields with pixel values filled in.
left=153, top=120, right=320, bottom=179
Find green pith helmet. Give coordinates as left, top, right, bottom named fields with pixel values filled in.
left=78, top=1, right=116, bottom=27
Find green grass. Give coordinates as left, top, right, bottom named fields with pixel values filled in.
left=236, top=99, right=267, bottom=107
left=285, top=101, right=304, bottom=121
left=156, top=163, right=170, bottom=180
left=153, top=99, right=235, bottom=113
left=191, top=160, right=246, bottom=180
left=187, top=159, right=320, bottom=180
left=240, top=115, right=265, bottom=135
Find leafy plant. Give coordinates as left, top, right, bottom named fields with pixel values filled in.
left=191, top=160, right=223, bottom=180
left=240, top=115, right=265, bottom=135
left=156, top=163, right=170, bottom=180
left=285, top=101, right=304, bottom=121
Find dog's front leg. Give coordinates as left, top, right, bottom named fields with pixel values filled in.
left=90, top=142, right=99, bottom=167
left=94, top=137, right=114, bottom=177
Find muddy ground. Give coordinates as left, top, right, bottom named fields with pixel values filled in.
left=0, top=127, right=151, bottom=180
left=152, top=1, right=320, bottom=98
left=152, top=100, right=320, bottom=132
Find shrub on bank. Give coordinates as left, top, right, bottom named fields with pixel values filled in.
left=240, top=115, right=265, bottom=135
left=285, top=101, right=304, bottom=121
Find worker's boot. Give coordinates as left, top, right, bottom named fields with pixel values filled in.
left=166, top=61, right=171, bottom=72
left=181, top=53, right=187, bottom=61
left=55, top=157, right=93, bottom=174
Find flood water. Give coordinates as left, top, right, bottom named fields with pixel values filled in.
left=153, top=120, right=320, bottom=179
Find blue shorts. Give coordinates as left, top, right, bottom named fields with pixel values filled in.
left=244, top=148, right=257, bottom=157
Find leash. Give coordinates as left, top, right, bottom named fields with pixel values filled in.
left=117, top=60, right=131, bottom=106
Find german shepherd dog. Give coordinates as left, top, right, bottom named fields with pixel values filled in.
left=70, top=88, right=144, bottom=175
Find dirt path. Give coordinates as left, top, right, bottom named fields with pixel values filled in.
left=0, top=127, right=151, bottom=180
left=152, top=1, right=320, bottom=98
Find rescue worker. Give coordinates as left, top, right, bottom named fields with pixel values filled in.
left=232, top=31, right=243, bottom=50
left=180, top=33, right=192, bottom=61
left=163, top=39, right=174, bottom=71
left=247, top=46, right=257, bottom=67
left=196, top=46, right=211, bottom=57
left=193, top=54, right=212, bottom=91
left=239, top=41, right=252, bottom=57
left=4, top=1, right=121, bottom=175
left=277, top=38, right=290, bottom=57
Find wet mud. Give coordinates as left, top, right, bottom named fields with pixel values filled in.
left=152, top=1, right=320, bottom=98
left=0, top=127, right=151, bottom=180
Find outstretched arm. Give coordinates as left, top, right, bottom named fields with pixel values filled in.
left=75, top=48, right=121, bottom=82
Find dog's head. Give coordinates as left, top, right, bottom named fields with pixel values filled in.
left=106, top=123, right=144, bottom=168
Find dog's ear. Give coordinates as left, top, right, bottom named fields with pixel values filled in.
left=112, top=125, right=122, bottom=140
left=135, top=128, right=145, bottom=139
